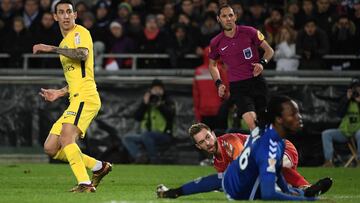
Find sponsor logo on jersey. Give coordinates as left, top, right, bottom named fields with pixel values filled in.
left=266, top=158, right=276, bottom=173
left=221, top=45, right=229, bottom=51
left=64, top=64, right=75, bottom=72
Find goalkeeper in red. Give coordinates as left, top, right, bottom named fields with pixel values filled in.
left=157, top=98, right=332, bottom=199
left=33, top=0, right=111, bottom=193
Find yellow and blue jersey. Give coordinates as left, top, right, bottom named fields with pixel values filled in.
left=59, top=24, right=97, bottom=101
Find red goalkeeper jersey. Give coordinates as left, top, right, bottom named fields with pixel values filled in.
left=282, top=140, right=310, bottom=188
left=213, top=133, right=247, bottom=173
left=213, top=134, right=310, bottom=188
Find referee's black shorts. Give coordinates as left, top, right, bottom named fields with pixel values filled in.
left=229, top=75, right=268, bottom=117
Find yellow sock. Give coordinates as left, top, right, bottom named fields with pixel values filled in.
left=53, top=149, right=97, bottom=170
left=53, top=149, right=67, bottom=162
left=81, top=154, right=97, bottom=170
left=63, top=143, right=90, bottom=184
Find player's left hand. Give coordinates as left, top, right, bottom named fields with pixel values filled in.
left=33, top=44, right=55, bottom=54
left=39, top=88, right=61, bottom=102
left=252, top=63, right=263, bottom=77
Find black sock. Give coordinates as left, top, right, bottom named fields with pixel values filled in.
left=165, top=187, right=183, bottom=198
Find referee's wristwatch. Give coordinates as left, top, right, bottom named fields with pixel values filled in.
left=259, top=58, right=268, bottom=67
left=215, top=79, right=223, bottom=88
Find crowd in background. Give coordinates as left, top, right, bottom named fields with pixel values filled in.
left=0, top=0, right=360, bottom=70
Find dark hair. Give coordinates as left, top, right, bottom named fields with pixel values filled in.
left=151, top=79, right=164, bottom=88
left=304, top=17, right=317, bottom=25
left=217, top=4, right=232, bottom=16
left=270, top=7, right=284, bottom=17
left=188, top=123, right=210, bottom=141
left=258, top=95, right=292, bottom=128
left=206, top=0, right=218, bottom=7
left=54, top=0, right=74, bottom=13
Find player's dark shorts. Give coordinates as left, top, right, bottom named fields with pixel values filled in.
left=229, top=75, right=268, bottom=116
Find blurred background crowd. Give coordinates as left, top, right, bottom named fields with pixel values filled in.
left=0, top=0, right=359, bottom=70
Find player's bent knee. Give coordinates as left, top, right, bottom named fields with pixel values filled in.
left=43, top=144, right=58, bottom=157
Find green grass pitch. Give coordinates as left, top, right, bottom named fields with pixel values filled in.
left=0, top=163, right=359, bottom=203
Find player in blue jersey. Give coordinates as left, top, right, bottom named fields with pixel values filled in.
left=157, top=95, right=332, bottom=200
left=222, top=95, right=320, bottom=200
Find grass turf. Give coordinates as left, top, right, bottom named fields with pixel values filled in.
left=0, top=163, right=359, bottom=203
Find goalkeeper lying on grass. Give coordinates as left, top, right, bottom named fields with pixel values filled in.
left=157, top=96, right=332, bottom=200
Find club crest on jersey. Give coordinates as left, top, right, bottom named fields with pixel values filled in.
left=266, top=158, right=276, bottom=173
left=243, top=47, right=253, bottom=59
left=75, top=32, right=80, bottom=45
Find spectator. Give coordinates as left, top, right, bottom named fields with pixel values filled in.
left=330, top=15, right=357, bottom=71
left=23, top=0, right=42, bottom=33
left=115, top=2, right=132, bottom=28
left=321, top=78, right=360, bottom=167
left=137, top=14, right=168, bottom=68
left=33, top=11, right=62, bottom=68
left=74, top=1, right=89, bottom=25
left=145, top=0, right=167, bottom=13
left=128, top=0, right=146, bottom=18
left=3, top=16, right=32, bottom=68
left=231, top=1, right=247, bottom=25
left=0, top=0, right=15, bottom=30
left=264, top=7, right=284, bottom=48
left=296, top=18, right=329, bottom=70
left=39, top=0, right=51, bottom=12
left=286, top=0, right=301, bottom=30
left=166, top=24, right=195, bottom=68
left=176, top=13, right=202, bottom=51
left=314, top=0, right=337, bottom=35
left=192, top=46, right=227, bottom=130
left=81, top=11, right=106, bottom=43
left=162, top=3, right=176, bottom=27
left=105, top=21, right=135, bottom=70
left=283, top=14, right=296, bottom=30
left=180, top=0, right=202, bottom=26
left=94, top=0, right=110, bottom=28
left=156, top=13, right=169, bottom=34
left=199, top=11, right=220, bottom=47
left=247, top=2, right=266, bottom=29
left=298, top=0, right=315, bottom=29
left=205, top=0, right=218, bottom=14
left=121, top=79, right=175, bottom=164
left=127, top=12, right=143, bottom=44
left=350, top=1, right=360, bottom=54
left=192, top=0, right=205, bottom=17
left=13, top=0, right=24, bottom=15
left=274, top=26, right=299, bottom=71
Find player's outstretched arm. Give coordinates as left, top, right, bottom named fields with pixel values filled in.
left=33, top=44, right=88, bottom=61
left=39, top=86, right=68, bottom=102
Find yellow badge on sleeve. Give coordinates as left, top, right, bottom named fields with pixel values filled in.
left=257, top=30, right=265, bottom=41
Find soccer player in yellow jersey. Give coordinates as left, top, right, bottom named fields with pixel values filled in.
left=32, top=0, right=111, bottom=193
